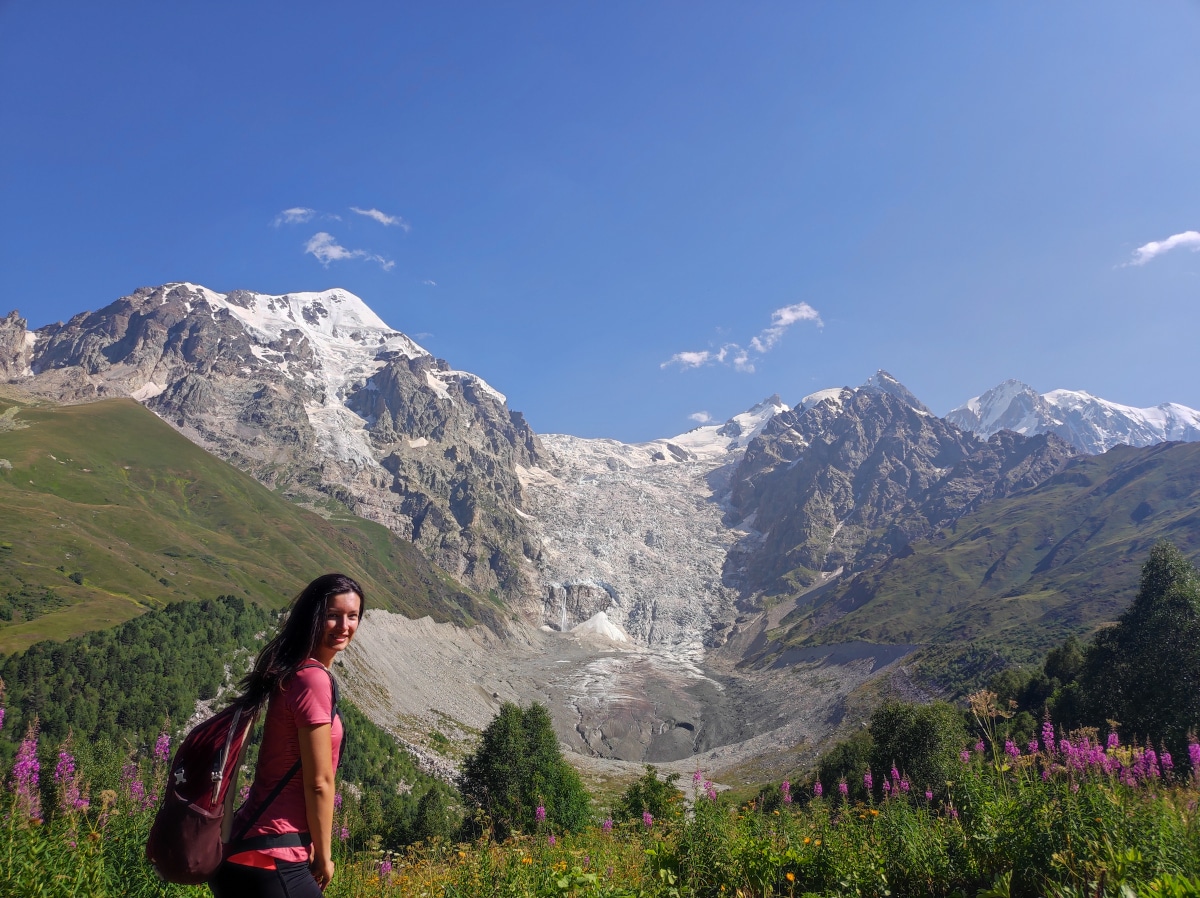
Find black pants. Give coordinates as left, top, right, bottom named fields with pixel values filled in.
left=208, top=859, right=323, bottom=898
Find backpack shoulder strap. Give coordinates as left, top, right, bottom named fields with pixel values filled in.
left=229, top=661, right=343, bottom=847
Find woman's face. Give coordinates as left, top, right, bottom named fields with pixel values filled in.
left=315, top=590, right=362, bottom=663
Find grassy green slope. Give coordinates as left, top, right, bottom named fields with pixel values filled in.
left=774, top=441, right=1200, bottom=658
left=0, top=395, right=497, bottom=654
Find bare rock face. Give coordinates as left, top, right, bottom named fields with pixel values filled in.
left=725, top=383, right=1075, bottom=593
left=0, top=312, right=31, bottom=379
left=8, top=283, right=542, bottom=599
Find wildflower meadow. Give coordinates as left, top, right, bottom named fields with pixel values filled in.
left=4, top=699, right=1200, bottom=898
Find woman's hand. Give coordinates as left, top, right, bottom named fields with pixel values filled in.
left=310, top=852, right=335, bottom=890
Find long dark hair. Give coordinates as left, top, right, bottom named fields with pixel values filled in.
left=239, top=573, right=365, bottom=709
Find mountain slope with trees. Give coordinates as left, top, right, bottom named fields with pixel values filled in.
left=758, top=441, right=1200, bottom=663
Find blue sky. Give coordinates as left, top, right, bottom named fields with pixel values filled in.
left=2, top=2, right=1198, bottom=441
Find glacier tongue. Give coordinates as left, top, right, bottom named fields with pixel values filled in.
left=520, top=398, right=790, bottom=658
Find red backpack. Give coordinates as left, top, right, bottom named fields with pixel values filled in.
left=145, top=661, right=339, bottom=885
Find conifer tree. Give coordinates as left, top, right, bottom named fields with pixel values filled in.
left=1078, top=541, right=1200, bottom=755
left=459, top=702, right=591, bottom=838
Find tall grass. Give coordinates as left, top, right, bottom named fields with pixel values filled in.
left=4, top=710, right=1199, bottom=897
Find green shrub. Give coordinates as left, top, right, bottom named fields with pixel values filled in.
left=614, top=765, right=684, bottom=824
left=868, top=700, right=967, bottom=800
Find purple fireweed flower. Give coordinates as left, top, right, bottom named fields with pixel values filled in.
left=960, top=750, right=970, bottom=763
left=1028, top=739, right=1039, bottom=755
left=1070, top=781, right=1080, bottom=793
left=882, top=779, right=891, bottom=794
left=548, top=833, right=556, bottom=846
left=154, top=732, right=171, bottom=765
left=1042, top=768, right=1051, bottom=782
left=1146, top=749, right=1160, bottom=778
left=642, top=811, right=653, bottom=828
left=54, top=750, right=75, bottom=783
left=380, top=858, right=393, bottom=878
left=693, top=769, right=703, bottom=784
left=602, top=817, right=613, bottom=833
left=925, top=790, right=933, bottom=801
left=239, top=782, right=251, bottom=803
left=0, top=707, right=5, bottom=732
left=1059, top=738, right=1072, bottom=756
left=12, top=731, right=42, bottom=820
left=705, top=780, right=716, bottom=801
left=900, top=778, right=910, bottom=793
left=975, top=741, right=985, bottom=754
left=890, top=766, right=900, bottom=783
left=1108, top=732, right=1120, bottom=750
left=334, top=792, right=343, bottom=811
left=864, top=771, right=873, bottom=791
left=948, top=807, right=959, bottom=820
left=339, top=824, right=349, bottom=841
left=782, top=780, right=792, bottom=803
left=1162, top=751, right=1174, bottom=773
left=54, top=748, right=89, bottom=813
left=1189, top=742, right=1200, bottom=771
left=838, top=781, right=849, bottom=797
left=535, top=804, right=546, bottom=823
left=1005, top=740, right=1019, bottom=759
left=813, top=781, right=822, bottom=797
left=121, top=762, right=149, bottom=809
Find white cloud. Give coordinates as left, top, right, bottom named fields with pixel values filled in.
left=273, top=207, right=316, bottom=227
left=304, top=232, right=395, bottom=271
left=421, top=279, right=438, bottom=286
left=689, top=411, right=714, bottom=424
left=1129, top=230, right=1200, bottom=266
left=751, top=302, right=823, bottom=352
left=663, top=350, right=714, bottom=369
left=661, top=301, right=821, bottom=372
left=351, top=206, right=411, bottom=232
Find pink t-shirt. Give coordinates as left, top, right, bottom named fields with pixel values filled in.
left=229, top=662, right=343, bottom=865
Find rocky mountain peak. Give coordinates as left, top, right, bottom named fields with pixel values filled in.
left=725, top=379, right=1072, bottom=593
left=0, top=311, right=32, bottom=379
left=860, top=369, right=931, bottom=414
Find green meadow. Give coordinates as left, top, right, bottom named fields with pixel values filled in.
left=0, top=394, right=493, bottom=654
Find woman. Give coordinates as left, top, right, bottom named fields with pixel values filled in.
left=208, top=573, right=363, bottom=897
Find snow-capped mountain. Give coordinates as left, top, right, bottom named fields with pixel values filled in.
left=947, top=380, right=1200, bottom=455
left=4, top=283, right=542, bottom=601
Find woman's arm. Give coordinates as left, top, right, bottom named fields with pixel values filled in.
left=298, top=722, right=336, bottom=889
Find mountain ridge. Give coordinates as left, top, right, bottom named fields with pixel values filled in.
left=947, top=379, right=1200, bottom=454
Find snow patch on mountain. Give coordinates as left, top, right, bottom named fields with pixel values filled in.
left=572, top=611, right=631, bottom=643
left=801, top=387, right=849, bottom=410
left=664, top=395, right=789, bottom=457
